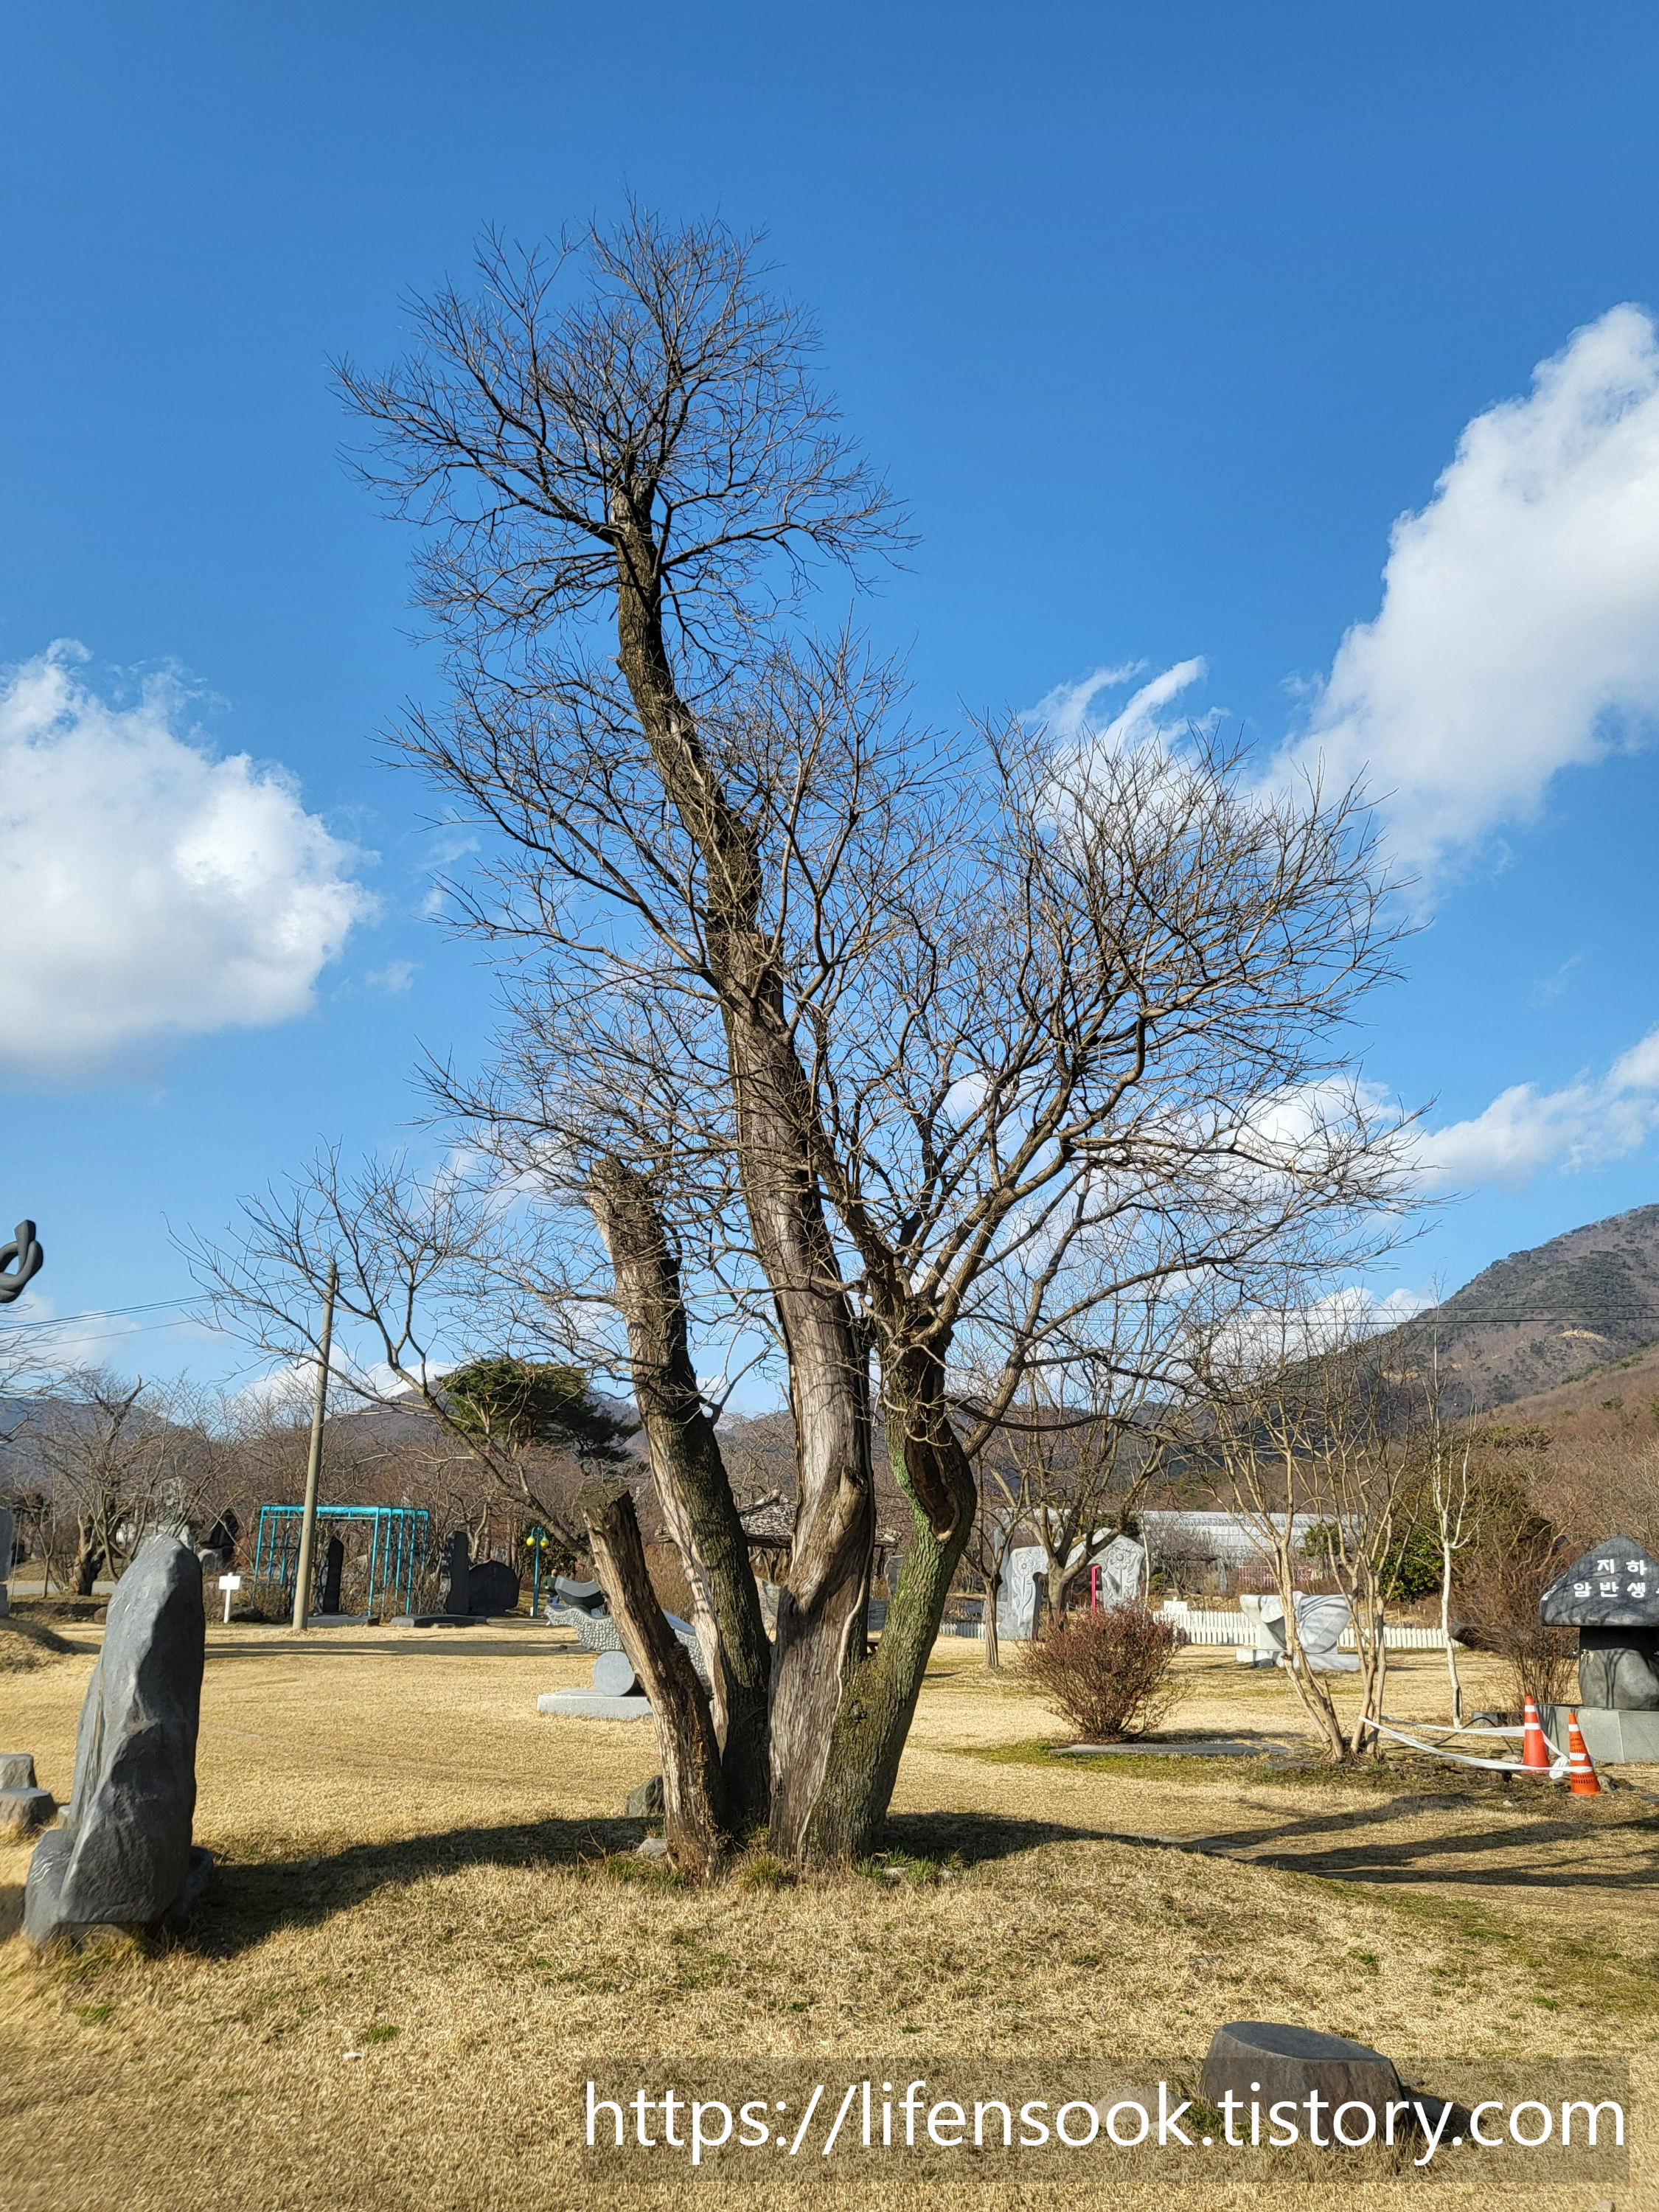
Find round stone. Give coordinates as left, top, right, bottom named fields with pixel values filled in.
left=592, top=1649, right=639, bottom=1697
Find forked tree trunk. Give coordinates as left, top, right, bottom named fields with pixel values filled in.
left=610, top=518, right=877, bottom=1864
left=580, top=1479, right=730, bottom=1877
left=793, top=1344, right=977, bottom=1865
left=588, top=1155, right=771, bottom=1832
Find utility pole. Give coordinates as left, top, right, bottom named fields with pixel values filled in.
left=291, top=1260, right=338, bottom=1632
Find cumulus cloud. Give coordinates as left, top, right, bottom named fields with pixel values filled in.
left=1272, top=304, right=1659, bottom=884
left=0, top=646, right=374, bottom=1079
left=1420, top=1025, right=1659, bottom=1189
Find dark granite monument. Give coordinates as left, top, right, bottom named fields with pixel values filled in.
left=1540, top=1534, right=1659, bottom=1763
left=319, top=1533, right=345, bottom=1616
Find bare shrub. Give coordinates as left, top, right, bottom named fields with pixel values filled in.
left=1020, top=1604, right=1187, bottom=1741
left=1457, top=1513, right=1576, bottom=1713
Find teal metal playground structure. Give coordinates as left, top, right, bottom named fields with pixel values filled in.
left=251, top=1503, right=432, bottom=1620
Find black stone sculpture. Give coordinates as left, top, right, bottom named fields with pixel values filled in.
left=1540, top=1535, right=1659, bottom=1709
left=319, top=1533, right=345, bottom=1615
left=442, top=1529, right=472, bottom=1616
left=23, top=1531, right=211, bottom=1946
left=0, top=1219, right=42, bottom=1306
left=466, top=1559, right=520, bottom=1615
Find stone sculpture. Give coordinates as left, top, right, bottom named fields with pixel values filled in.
left=539, top=1577, right=709, bottom=1716
left=996, top=1534, right=1147, bottom=1641
left=0, top=1751, right=55, bottom=1836
left=1238, top=1593, right=1360, bottom=1672
left=1540, top=1534, right=1659, bottom=1762
left=23, top=1532, right=211, bottom=1947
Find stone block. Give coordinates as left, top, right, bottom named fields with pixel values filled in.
left=0, top=1787, right=56, bottom=1837
left=1543, top=1703, right=1659, bottom=1766
left=0, top=1753, right=38, bottom=1790
left=1201, top=2022, right=1428, bottom=2135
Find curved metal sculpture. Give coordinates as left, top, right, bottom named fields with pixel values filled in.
left=0, top=1220, right=43, bottom=1305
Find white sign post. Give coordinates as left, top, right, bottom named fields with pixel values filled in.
left=218, top=1572, right=242, bottom=1626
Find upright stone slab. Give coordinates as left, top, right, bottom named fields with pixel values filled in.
left=0, top=1503, right=13, bottom=1618
left=319, top=1534, right=345, bottom=1615
left=443, top=1529, right=472, bottom=1617
left=23, top=1532, right=210, bottom=1947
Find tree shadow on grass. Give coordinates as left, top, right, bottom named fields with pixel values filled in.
left=191, top=1813, right=647, bottom=1958
left=187, top=1807, right=1113, bottom=1955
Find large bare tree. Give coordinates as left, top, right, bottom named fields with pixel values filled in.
left=338, top=211, right=1414, bottom=1867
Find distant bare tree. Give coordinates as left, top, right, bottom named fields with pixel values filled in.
left=184, top=1148, right=634, bottom=1566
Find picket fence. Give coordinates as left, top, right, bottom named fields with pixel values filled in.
left=1158, top=1605, right=1455, bottom=1652
left=937, top=1610, right=1457, bottom=1650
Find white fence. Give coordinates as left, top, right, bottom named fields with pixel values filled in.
left=937, top=1605, right=1457, bottom=1649
left=1158, top=1604, right=1455, bottom=1651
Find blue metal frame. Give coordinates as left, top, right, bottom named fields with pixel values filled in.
left=252, top=1503, right=432, bottom=1618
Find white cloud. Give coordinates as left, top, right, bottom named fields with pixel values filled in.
left=1030, top=656, right=1208, bottom=752
left=1273, top=304, right=1659, bottom=886
left=0, top=646, right=375, bottom=1079
left=1419, top=1023, right=1659, bottom=1189
left=367, top=960, right=418, bottom=994
left=1027, top=661, right=1147, bottom=742
left=1095, top=658, right=1208, bottom=749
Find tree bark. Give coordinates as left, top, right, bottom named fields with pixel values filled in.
left=579, top=1478, right=731, bottom=1876
left=983, top=1571, right=1001, bottom=1670
left=794, top=1342, right=976, bottom=1864
left=588, top=1154, right=772, bottom=1832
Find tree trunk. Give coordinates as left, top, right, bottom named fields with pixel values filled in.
left=793, top=1343, right=977, bottom=1865
left=983, top=1571, right=1001, bottom=1670
left=588, top=1153, right=772, bottom=1832
left=610, top=517, right=874, bottom=1865
left=579, top=1478, right=731, bottom=1876
left=72, top=1527, right=104, bottom=1597
left=1440, top=1540, right=1463, bottom=1726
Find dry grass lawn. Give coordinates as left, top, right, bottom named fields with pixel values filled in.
left=1, top=1620, right=1654, bottom=2210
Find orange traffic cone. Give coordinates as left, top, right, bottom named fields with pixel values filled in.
left=1520, top=1694, right=1552, bottom=1771
left=1565, top=1711, right=1601, bottom=1797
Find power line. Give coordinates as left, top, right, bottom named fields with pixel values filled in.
left=0, top=1295, right=213, bottom=1336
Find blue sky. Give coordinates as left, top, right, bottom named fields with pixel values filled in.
left=3, top=2, right=1659, bottom=1388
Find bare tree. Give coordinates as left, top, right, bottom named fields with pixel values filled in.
left=1202, top=1316, right=1416, bottom=1761
left=184, top=1148, right=634, bottom=1570
left=339, top=212, right=1416, bottom=1866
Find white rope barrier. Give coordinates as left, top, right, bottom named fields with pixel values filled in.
left=1357, top=1713, right=1567, bottom=1778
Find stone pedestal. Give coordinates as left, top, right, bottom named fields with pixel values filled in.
left=1543, top=1704, right=1659, bottom=1766
left=536, top=1689, right=653, bottom=1720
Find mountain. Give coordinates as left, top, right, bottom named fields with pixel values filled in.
left=1396, top=1202, right=1659, bottom=1413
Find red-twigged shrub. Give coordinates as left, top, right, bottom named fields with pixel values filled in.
left=1019, top=1603, right=1188, bottom=1742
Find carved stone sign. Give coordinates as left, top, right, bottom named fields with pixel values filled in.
left=1540, top=1536, right=1659, bottom=1627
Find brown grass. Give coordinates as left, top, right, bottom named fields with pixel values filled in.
left=1, top=1623, right=1655, bottom=2211
left=0, top=1615, right=80, bottom=1672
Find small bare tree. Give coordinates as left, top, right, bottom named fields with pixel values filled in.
left=1203, top=1315, right=1416, bottom=1761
